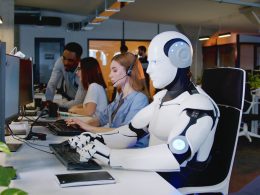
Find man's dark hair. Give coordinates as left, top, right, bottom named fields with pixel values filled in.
left=138, top=45, right=146, bottom=53
left=120, top=44, right=128, bottom=54
left=64, top=42, right=83, bottom=58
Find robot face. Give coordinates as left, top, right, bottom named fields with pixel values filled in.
left=147, top=31, right=193, bottom=89
left=147, top=51, right=177, bottom=89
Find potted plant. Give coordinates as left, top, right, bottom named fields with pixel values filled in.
left=248, top=73, right=260, bottom=89
left=0, top=142, right=27, bottom=195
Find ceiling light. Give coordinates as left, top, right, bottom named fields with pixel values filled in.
left=96, top=16, right=109, bottom=20
left=81, top=25, right=94, bottom=31
left=214, top=0, right=260, bottom=8
left=89, top=22, right=101, bottom=25
left=199, top=36, right=210, bottom=41
left=91, top=15, right=109, bottom=23
left=0, top=17, right=3, bottom=24
left=118, top=0, right=135, bottom=2
left=105, top=8, right=120, bottom=12
left=105, top=0, right=121, bottom=12
left=218, top=32, right=231, bottom=38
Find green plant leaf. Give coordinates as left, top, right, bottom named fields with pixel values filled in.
left=0, top=188, right=27, bottom=195
left=247, top=73, right=260, bottom=89
left=0, top=166, right=16, bottom=187
left=0, top=142, right=11, bottom=154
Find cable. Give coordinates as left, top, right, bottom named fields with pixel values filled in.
left=6, top=124, right=53, bottom=154
left=24, top=108, right=48, bottom=140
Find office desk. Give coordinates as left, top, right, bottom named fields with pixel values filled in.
left=1, top=126, right=182, bottom=195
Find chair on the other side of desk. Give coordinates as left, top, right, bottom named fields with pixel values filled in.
left=239, top=84, right=260, bottom=142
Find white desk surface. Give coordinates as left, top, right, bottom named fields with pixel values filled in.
left=1, top=126, right=182, bottom=195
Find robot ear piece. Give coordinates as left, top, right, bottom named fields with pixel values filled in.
left=164, top=38, right=192, bottom=68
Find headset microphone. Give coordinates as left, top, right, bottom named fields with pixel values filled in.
left=112, top=74, right=127, bottom=85
left=112, top=55, right=136, bottom=85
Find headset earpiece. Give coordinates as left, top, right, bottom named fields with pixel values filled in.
left=164, top=38, right=192, bottom=68
left=126, top=56, right=136, bottom=76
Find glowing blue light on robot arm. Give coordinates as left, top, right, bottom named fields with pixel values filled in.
left=169, top=135, right=189, bottom=155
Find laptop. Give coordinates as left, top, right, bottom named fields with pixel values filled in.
left=47, top=119, right=84, bottom=136
left=49, top=142, right=101, bottom=170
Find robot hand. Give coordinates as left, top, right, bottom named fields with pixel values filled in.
left=68, top=132, right=104, bottom=151
left=77, top=139, right=110, bottom=165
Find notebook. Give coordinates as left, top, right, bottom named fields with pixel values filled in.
left=55, top=171, right=116, bottom=187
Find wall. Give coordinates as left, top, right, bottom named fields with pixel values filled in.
left=18, top=11, right=202, bottom=79
left=19, top=17, right=177, bottom=59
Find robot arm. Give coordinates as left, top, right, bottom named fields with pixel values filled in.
left=167, top=109, right=214, bottom=165
left=68, top=101, right=154, bottom=151
left=109, top=107, right=215, bottom=171
left=68, top=122, right=149, bottom=153
left=76, top=105, right=216, bottom=171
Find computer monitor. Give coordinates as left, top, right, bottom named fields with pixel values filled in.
left=5, top=54, right=20, bottom=123
left=19, top=59, right=34, bottom=107
left=0, top=42, right=6, bottom=142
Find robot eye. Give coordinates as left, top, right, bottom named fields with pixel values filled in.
left=148, top=60, right=157, bottom=64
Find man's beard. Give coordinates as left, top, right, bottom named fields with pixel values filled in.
left=65, top=66, right=76, bottom=72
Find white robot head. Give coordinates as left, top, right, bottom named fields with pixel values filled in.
left=147, top=31, right=193, bottom=89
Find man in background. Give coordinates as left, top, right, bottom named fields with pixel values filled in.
left=120, top=44, right=128, bottom=54
left=138, top=45, right=148, bottom=64
left=45, top=42, right=86, bottom=110
left=138, top=45, right=149, bottom=92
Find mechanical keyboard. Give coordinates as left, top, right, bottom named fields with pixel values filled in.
left=49, top=141, right=101, bottom=170
left=47, top=119, right=84, bottom=136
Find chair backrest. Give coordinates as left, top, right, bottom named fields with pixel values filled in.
left=177, top=67, right=245, bottom=193
left=201, top=67, right=245, bottom=181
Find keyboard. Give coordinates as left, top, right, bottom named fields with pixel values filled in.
left=49, top=142, right=101, bottom=170
left=47, top=119, right=84, bottom=136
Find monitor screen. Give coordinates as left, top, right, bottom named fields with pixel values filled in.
left=19, top=59, right=34, bottom=106
left=0, top=42, right=6, bottom=142
left=5, top=54, right=20, bottom=122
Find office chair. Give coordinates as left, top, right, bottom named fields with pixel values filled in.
left=239, top=83, right=260, bottom=142
left=176, top=67, right=245, bottom=195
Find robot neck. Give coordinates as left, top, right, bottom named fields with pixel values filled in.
left=162, top=68, right=191, bottom=102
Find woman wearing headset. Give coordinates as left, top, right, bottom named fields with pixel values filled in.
left=67, top=52, right=149, bottom=136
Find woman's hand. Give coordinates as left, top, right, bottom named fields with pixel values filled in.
left=65, top=118, right=93, bottom=132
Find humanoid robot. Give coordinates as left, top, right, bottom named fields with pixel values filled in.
left=67, top=31, right=220, bottom=186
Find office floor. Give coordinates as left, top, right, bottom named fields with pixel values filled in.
left=229, top=136, right=260, bottom=193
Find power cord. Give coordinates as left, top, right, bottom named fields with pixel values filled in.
left=24, top=108, right=48, bottom=140
left=6, top=123, right=53, bottom=154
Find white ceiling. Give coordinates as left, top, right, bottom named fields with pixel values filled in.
left=15, top=0, right=260, bottom=33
